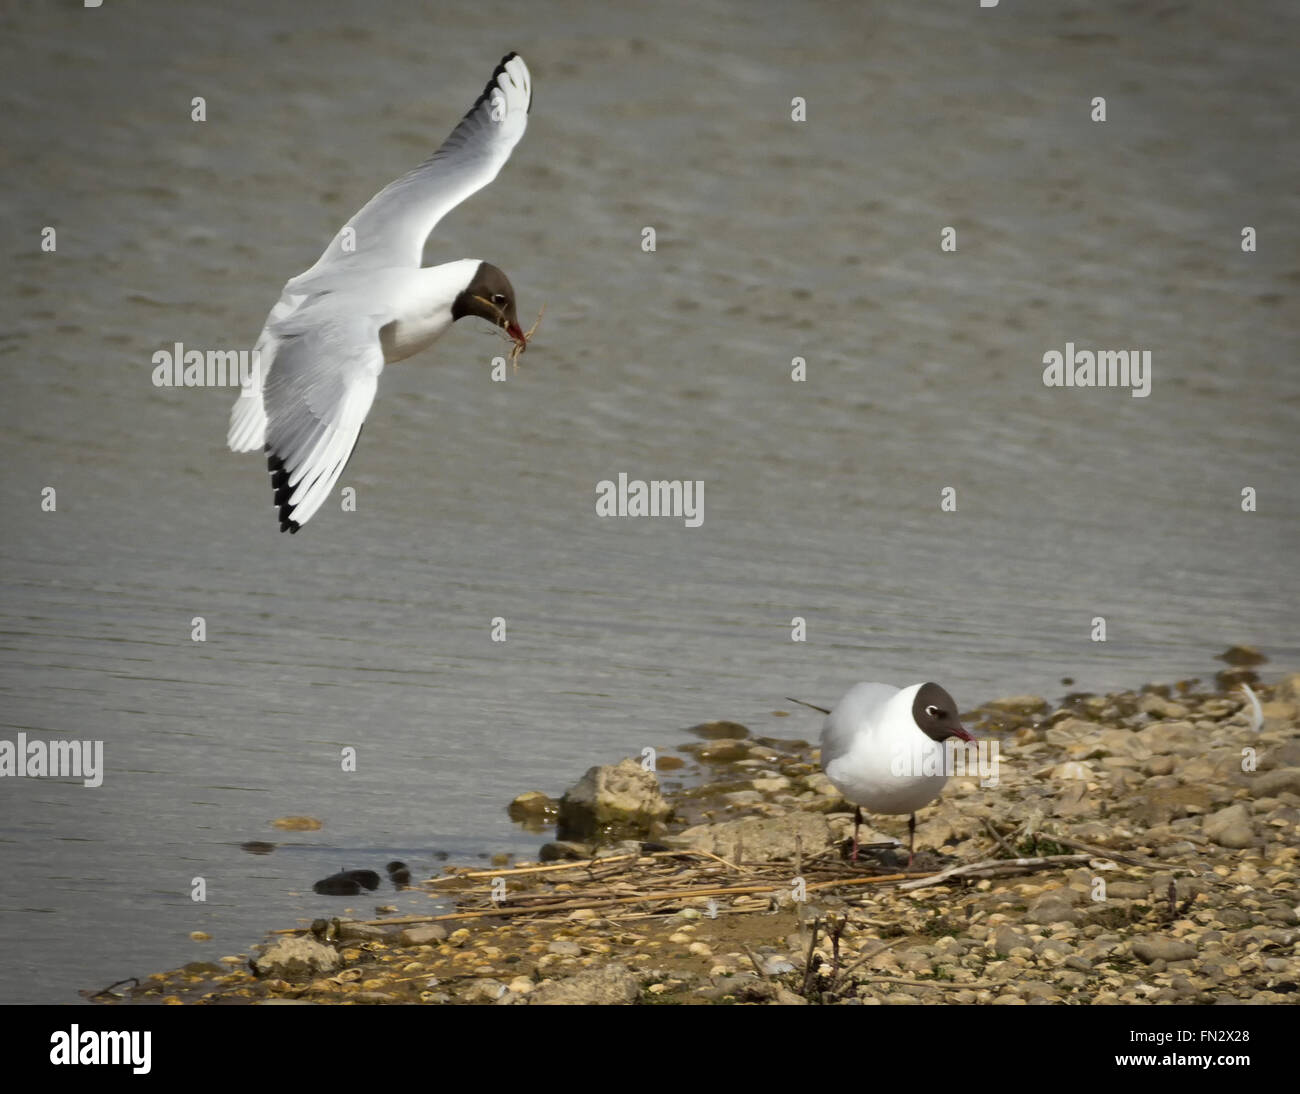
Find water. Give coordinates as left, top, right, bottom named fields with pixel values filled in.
left=1, top=0, right=1297, bottom=1003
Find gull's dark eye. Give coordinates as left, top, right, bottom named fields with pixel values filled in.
left=491, top=293, right=507, bottom=306
left=926, top=705, right=943, bottom=718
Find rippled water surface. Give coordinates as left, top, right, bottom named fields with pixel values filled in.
left=1, top=1, right=1297, bottom=1002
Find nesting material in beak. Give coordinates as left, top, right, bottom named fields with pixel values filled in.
left=508, top=302, right=545, bottom=371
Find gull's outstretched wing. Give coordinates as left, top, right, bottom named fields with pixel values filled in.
left=302, top=52, right=532, bottom=275
left=262, top=314, right=384, bottom=532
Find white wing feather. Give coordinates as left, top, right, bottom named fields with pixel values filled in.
left=300, top=52, right=531, bottom=275
left=262, top=314, right=383, bottom=532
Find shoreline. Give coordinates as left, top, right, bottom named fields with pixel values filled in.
left=101, top=655, right=1298, bottom=1005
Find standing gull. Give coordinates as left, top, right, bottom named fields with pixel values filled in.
left=228, top=52, right=534, bottom=532
left=790, top=682, right=974, bottom=866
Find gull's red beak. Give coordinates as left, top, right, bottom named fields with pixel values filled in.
left=953, top=723, right=975, bottom=743
left=507, top=321, right=526, bottom=349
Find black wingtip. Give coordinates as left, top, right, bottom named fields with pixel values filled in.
left=266, top=447, right=301, bottom=534
left=473, top=51, right=530, bottom=116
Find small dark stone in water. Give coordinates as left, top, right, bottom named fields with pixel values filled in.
left=687, top=720, right=751, bottom=740
left=640, top=841, right=670, bottom=853
left=240, top=841, right=276, bottom=855
left=386, top=861, right=411, bottom=887
left=314, top=875, right=361, bottom=896
left=1216, top=644, right=1267, bottom=666
left=432, top=850, right=449, bottom=861
left=313, top=869, right=381, bottom=895
left=1060, top=677, right=1074, bottom=687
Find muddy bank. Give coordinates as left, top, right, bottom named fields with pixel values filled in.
left=106, top=661, right=1298, bottom=1004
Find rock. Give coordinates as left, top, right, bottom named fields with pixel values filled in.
left=546, top=940, right=582, bottom=957
left=1044, top=718, right=1105, bottom=746
left=672, top=811, right=834, bottom=863
left=689, top=738, right=751, bottom=763
left=312, top=869, right=381, bottom=895
left=461, top=978, right=509, bottom=1004
left=1028, top=892, right=1080, bottom=925
left=1252, top=768, right=1300, bottom=797
left=556, top=758, right=672, bottom=841
left=803, top=772, right=843, bottom=799
left=251, top=937, right=340, bottom=982
left=1131, top=785, right=1212, bottom=827
left=1274, top=673, right=1300, bottom=705
left=539, top=840, right=592, bottom=862
left=1132, top=937, right=1197, bottom=964
left=1136, top=720, right=1201, bottom=755
left=687, top=720, right=750, bottom=740
left=1203, top=803, right=1255, bottom=848
left=529, top=964, right=643, bottom=1005
left=983, top=696, right=1049, bottom=716
left=508, top=791, right=559, bottom=824
left=1142, top=755, right=1176, bottom=777
left=1216, top=645, right=1267, bottom=666
left=1139, top=695, right=1189, bottom=719
left=751, top=775, right=792, bottom=793
left=992, top=926, right=1032, bottom=956
left=399, top=924, right=448, bottom=946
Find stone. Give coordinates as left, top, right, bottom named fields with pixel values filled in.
left=1216, top=645, right=1267, bottom=666
left=508, top=791, right=559, bottom=823
left=1252, top=768, right=1300, bottom=798
left=1132, top=937, right=1197, bottom=964
left=556, top=758, right=672, bottom=840
left=1136, top=720, right=1201, bottom=754
left=1274, top=673, right=1300, bottom=705
left=1139, top=695, right=1189, bottom=719
left=1044, top=718, right=1105, bottom=747
left=687, top=720, right=751, bottom=740
left=672, top=811, right=834, bottom=863
left=690, top=738, right=751, bottom=763
left=1131, top=785, right=1212, bottom=827
left=399, top=924, right=448, bottom=946
left=251, top=937, right=340, bottom=982
left=461, top=978, right=509, bottom=1004
left=992, top=926, right=1032, bottom=956
left=1203, top=803, right=1254, bottom=848
left=529, top=963, right=643, bottom=1005
left=983, top=696, right=1049, bottom=716
left=539, top=840, right=592, bottom=861
left=1028, top=892, right=1080, bottom=925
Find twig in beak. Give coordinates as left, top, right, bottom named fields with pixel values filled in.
left=508, top=302, right=545, bottom=372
